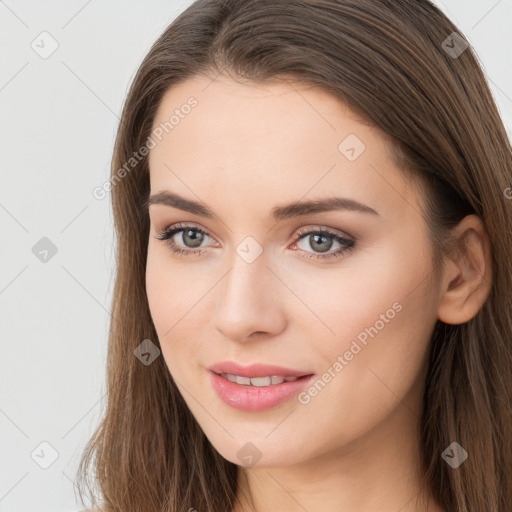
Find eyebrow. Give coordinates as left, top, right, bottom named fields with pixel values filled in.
left=144, top=191, right=379, bottom=220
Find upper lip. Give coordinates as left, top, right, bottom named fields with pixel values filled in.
left=207, top=361, right=314, bottom=378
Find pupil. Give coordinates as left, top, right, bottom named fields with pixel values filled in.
left=184, top=229, right=203, bottom=248
left=311, top=234, right=332, bottom=253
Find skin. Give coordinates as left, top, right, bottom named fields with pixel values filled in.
left=145, top=74, right=492, bottom=512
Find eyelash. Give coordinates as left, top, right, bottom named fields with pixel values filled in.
left=154, top=223, right=356, bottom=261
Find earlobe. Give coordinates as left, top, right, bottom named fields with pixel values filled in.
left=437, top=215, right=492, bottom=325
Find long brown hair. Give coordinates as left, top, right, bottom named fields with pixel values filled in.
left=76, top=1, right=512, bottom=511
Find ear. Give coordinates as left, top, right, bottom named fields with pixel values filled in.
left=437, top=214, right=492, bottom=325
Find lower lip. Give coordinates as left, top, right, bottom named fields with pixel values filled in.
left=209, top=371, right=315, bottom=412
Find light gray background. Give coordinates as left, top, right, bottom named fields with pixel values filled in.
left=1, top=1, right=511, bottom=511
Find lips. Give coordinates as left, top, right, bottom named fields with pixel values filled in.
left=207, top=361, right=313, bottom=379
left=209, top=371, right=316, bottom=411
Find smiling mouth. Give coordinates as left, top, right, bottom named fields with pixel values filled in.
left=214, top=372, right=313, bottom=387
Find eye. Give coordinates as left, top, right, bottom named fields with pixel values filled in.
left=154, top=223, right=216, bottom=257
left=154, top=223, right=356, bottom=261
left=291, top=226, right=355, bottom=260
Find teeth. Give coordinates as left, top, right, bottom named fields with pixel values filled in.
left=236, top=376, right=251, bottom=386
left=221, top=373, right=300, bottom=387
left=250, top=376, right=272, bottom=387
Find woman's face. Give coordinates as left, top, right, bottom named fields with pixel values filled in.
left=146, top=75, right=441, bottom=467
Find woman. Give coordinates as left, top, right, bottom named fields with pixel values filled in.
left=77, top=1, right=512, bottom=511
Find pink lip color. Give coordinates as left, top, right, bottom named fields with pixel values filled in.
left=209, top=371, right=315, bottom=412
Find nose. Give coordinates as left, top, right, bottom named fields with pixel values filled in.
left=213, top=254, right=287, bottom=342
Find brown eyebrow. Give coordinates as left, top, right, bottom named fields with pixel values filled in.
left=144, top=191, right=379, bottom=220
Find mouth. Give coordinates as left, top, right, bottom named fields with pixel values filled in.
left=207, top=361, right=313, bottom=379
left=212, top=372, right=313, bottom=387
left=207, top=362, right=316, bottom=411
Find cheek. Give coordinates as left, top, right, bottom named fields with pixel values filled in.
left=277, top=241, right=425, bottom=357
left=146, top=243, right=196, bottom=326
left=145, top=244, right=216, bottom=376
left=145, top=246, right=169, bottom=328
left=293, top=238, right=436, bottom=426
left=145, top=246, right=189, bottom=369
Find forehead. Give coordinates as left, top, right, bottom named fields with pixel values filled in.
left=150, top=75, right=372, bottom=155
left=148, top=75, right=422, bottom=221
